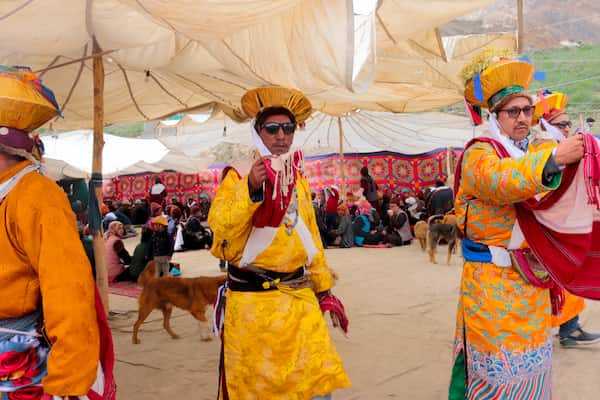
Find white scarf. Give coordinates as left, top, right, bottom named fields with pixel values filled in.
left=539, top=117, right=566, bottom=142
left=240, top=121, right=318, bottom=267
left=0, top=163, right=41, bottom=202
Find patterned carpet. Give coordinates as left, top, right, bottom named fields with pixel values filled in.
left=108, top=281, right=142, bottom=298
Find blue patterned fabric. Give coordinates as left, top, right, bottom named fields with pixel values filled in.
left=0, top=311, right=49, bottom=398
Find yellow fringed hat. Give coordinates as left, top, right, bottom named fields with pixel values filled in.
left=241, top=86, right=312, bottom=123
left=533, top=90, right=568, bottom=125
left=0, top=67, right=59, bottom=132
left=462, top=49, right=535, bottom=110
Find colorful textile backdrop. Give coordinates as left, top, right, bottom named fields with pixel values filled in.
left=102, top=149, right=461, bottom=200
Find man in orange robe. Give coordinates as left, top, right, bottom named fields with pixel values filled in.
left=0, top=67, right=102, bottom=399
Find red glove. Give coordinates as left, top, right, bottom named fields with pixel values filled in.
left=318, top=292, right=349, bottom=335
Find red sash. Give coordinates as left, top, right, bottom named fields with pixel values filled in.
left=454, top=135, right=600, bottom=300
left=253, top=151, right=302, bottom=228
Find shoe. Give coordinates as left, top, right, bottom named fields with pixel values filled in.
left=171, top=268, right=181, bottom=277
left=559, top=328, right=600, bottom=347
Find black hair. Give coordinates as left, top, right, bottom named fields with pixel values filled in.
left=360, top=166, right=369, bottom=176
left=254, top=107, right=296, bottom=132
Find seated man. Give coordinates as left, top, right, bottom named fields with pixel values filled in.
left=182, top=206, right=213, bottom=250
left=328, top=204, right=354, bottom=248
left=383, top=200, right=413, bottom=246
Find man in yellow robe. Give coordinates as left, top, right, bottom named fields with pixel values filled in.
left=0, top=67, right=102, bottom=399
left=209, top=86, right=350, bottom=400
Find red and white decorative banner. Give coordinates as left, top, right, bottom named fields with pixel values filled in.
left=102, top=149, right=460, bottom=200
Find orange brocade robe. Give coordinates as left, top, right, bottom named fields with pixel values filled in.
left=0, top=161, right=100, bottom=396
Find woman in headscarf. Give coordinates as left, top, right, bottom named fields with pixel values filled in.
left=104, top=221, right=132, bottom=282
left=352, top=200, right=384, bottom=246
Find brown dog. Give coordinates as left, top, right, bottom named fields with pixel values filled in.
left=441, top=212, right=459, bottom=254
left=414, top=220, right=428, bottom=251
left=132, top=261, right=227, bottom=344
left=427, top=215, right=459, bottom=265
left=442, top=213, right=457, bottom=226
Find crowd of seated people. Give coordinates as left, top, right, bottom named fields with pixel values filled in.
left=79, top=173, right=451, bottom=281
left=82, top=189, right=216, bottom=281
left=313, top=179, right=453, bottom=249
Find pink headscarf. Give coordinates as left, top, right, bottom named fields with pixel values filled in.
left=105, top=221, right=123, bottom=239
left=357, top=200, right=372, bottom=216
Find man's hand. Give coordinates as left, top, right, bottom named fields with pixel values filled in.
left=248, top=157, right=268, bottom=192
left=554, top=134, right=584, bottom=165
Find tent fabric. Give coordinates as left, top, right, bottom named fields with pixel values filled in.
left=42, top=131, right=212, bottom=178
left=0, top=0, right=500, bottom=129
left=155, top=110, right=476, bottom=158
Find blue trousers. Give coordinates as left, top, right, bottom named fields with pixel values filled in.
left=559, top=315, right=580, bottom=337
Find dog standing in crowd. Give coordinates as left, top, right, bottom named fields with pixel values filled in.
left=427, top=215, right=459, bottom=265
left=132, top=261, right=226, bottom=344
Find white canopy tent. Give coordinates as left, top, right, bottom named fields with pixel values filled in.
left=156, top=110, right=476, bottom=158
left=42, top=131, right=213, bottom=179
left=0, top=0, right=504, bottom=128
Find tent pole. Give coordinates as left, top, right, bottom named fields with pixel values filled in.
left=92, top=38, right=109, bottom=315
left=337, top=116, right=346, bottom=200
left=517, top=0, right=524, bottom=53
left=446, top=146, right=453, bottom=177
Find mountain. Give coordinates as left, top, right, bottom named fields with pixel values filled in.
left=442, top=0, right=600, bottom=50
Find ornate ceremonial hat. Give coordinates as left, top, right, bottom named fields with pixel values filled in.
left=533, top=90, right=568, bottom=124
left=0, top=66, right=60, bottom=160
left=462, top=49, right=535, bottom=110
left=0, top=66, right=60, bottom=132
left=241, top=86, right=312, bottom=123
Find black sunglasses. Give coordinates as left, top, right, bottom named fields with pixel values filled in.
left=261, top=122, right=297, bottom=135
left=498, top=105, right=534, bottom=118
left=552, top=121, right=572, bottom=129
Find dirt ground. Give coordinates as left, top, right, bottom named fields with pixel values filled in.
left=110, top=238, right=600, bottom=400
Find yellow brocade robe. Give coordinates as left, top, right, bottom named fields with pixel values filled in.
left=0, top=161, right=100, bottom=396
left=209, top=168, right=350, bottom=399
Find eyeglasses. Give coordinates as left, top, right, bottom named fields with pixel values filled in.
left=551, top=121, right=572, bottom=129
left=498, top=105, right=534, bottom=119
left=260, top=122, right=297, bottom=135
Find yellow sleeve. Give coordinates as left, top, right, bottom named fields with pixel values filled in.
left=298, top=179, right=333, bottom=293
left=460, top=142, right=560, bottom=205
left=19, top=179, right=100, bottom=396
left=208, top=170, right=262, bottom=260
